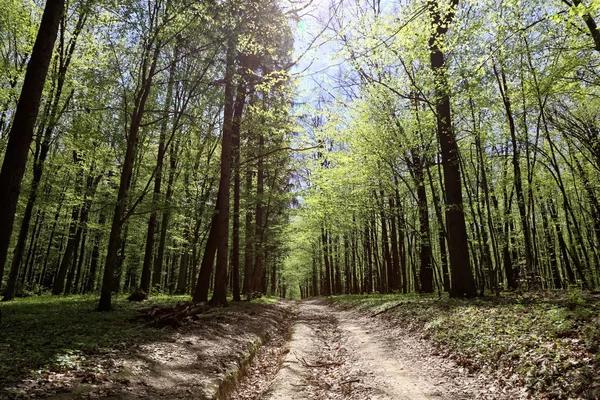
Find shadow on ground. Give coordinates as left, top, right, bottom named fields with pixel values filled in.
left=0, top=295, right=294, bottom=399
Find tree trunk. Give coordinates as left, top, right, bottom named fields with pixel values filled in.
left=140, top=40, right=179, bottom=293
left=364, top=222, right=373, bottom=293
left=321, top=228, right=331, bottom=296
left=388, top=197, right=401, bottom=292
left=428, top=0, right=476, bottom=297
left=243, top=165, right=254, bottom=298
left=0, top=0, right=65, bottom=287
left=40, top=188, right=66, bottom=289
left=426, top=166, right=450, bottom=292
left=378, top=191, right=392, bottom=293
left=21, top=211, right=42, bottom=289
left=193, top=37, right=236, bottom=304
left=412, top=154, right=433, bottom=293
left=251, top=130, right=266, bottom=298
left=230, top=55, right=253, bottom=302
left=97, top=38, right=160, bottom=311
left=492, top=62, right=536, bottom=288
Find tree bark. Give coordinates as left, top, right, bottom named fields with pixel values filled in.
left=0, top=0, right=65, bottom=287
left=97, top=35, right=160, bottom=311
left=193, top=37, right=236, bottom=304
left=140, top=40, right=179, bottom=293
left=251, top=129, right=266, bottom=298
left=427, top=0, right=476, bottom=297
left=243, top=163, right=254, bottom=298
left=230, top=55, right=253, bottom=302
left=412, top=153, right=433, bottom=293
left=388, top=197, right=401, bottom=292
left=492, top=62, right=536, bottom=288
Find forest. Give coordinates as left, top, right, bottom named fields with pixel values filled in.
left=0, top=0, right=600, bottom=399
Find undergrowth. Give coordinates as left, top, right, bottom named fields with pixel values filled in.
left=0, top=293, right=276, bottom=390
left=329, top=291, right=600, bottom=399
left=0, top=294, right=189, bottom=387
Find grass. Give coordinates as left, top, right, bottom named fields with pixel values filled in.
left=0, top=293, right=286, bottom=392
left=329, top=291, right=600, bottom=399
left=0, top=293, right=191, bottom=388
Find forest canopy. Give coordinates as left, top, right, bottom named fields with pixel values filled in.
left=0, top=0, right=600, bottom=309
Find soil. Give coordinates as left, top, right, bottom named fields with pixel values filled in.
left=9, top=300, right=530, bottom=399
left=6, top=302, right=294, bottom=400
left=231, top=300, right=527, bottom=400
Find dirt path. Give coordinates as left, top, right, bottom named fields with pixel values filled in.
left=248, top=300, right=522, bottom=400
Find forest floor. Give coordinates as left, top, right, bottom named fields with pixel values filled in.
left=230, top=300, right=527, bottom=400
left=0, top=295, right=294, bottom=399
left=2, top=292, right=599, bottom=399
left=326, top=292, right=600, bottom=400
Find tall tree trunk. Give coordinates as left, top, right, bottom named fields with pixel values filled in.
left=492, top=62, right=536, bottom=288
left=334, top=236, right=342, bottom=294
left=371, top=218, right=382, bottom=292
left=231, top=141, right=242, bottom=301
left=364, top=222, right=373, bottom=293
left=0, top=0, right=65, bottom=288
left=312, top=245, right=319, bottom=296
left=85, top=211, right=105, bottom=292
left=548, top=200, right=575, bottom=285
left=412, top=154, right=433, bottom=293
left=193, top=37, right=236, bottom=304
left=3, top=5, right=86, bottom=300
left=321, top=228, right=331, bottom=296
left=52, top=162, right=84, bottom=296
left=212, top=52, right=252, bottom=305
left=378, top=191, right=392, bottom=292
left=388, top=197, right=401, bottom=292
left=140, top=40, right=179, bottom=293
left=72, top=223, right=87, bottom=294
left=251, top=129, right=265, bottom=298
left=229, top=55, right=253, bottom=302
left=152, top=139, right=178, bottom=291
left=468, top=96, right=501, bottom=293
left=393, top=184, right=408, bottom=294
left=497, top=148, right=518, bottom=289
left=243, top=164, right=254, bottom=298
left=97, top=36, right=160, bottom=311
left=541, top=200, right=562, bottom=288
left=428, top=0, right=476, bottom=297
left=426, top=166, right=450, bottom=292
left=39, top=188, right=66, bottom=288
left=21, top=211, right=42, bottom=289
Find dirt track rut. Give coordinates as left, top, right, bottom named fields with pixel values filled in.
left=259, top=300, right=521, bottom=400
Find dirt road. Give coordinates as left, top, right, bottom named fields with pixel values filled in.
left=245, top=300, right=523, bottom=400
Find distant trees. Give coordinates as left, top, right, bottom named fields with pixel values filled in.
left=0, top=0, right=295, bottom=307
left=285, top=0, right=600, bottom=299
left=2, top=0, right=600, bottom=304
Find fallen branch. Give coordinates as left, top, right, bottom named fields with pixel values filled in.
left=371, top=302, right=404, bottom=317
left=132, top=302, right=210, bottom=327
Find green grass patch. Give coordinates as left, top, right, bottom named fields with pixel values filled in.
left=249, top=295, right=280, bottom=305
left=329, top=291, right=600, bottom=398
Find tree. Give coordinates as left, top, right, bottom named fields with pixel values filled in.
left=0, top=0, right=65, bottom=292
left=427, top=0, right=476, bottom=297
